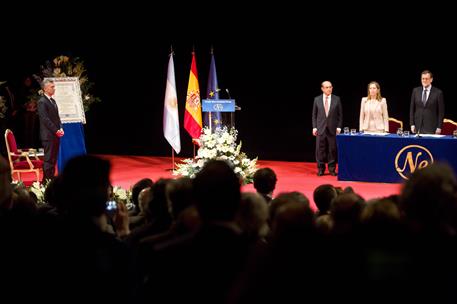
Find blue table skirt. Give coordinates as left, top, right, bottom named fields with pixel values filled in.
left=337, top=133, right=457, bottom=183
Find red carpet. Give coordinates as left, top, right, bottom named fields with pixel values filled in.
left=98, top=155, right=401, bottom=210
left=19, top=155, right=401, bottom=210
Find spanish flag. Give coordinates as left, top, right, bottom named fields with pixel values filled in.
left=184, top=52, right=202, bottom=139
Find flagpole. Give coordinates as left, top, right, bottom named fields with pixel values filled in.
left=171, top=148, right=175, bottom=173
left=171, top=45, right=176, bottom=173
left=164, top=48, right=180, bottom=173
left=209, top=112, right=212, bottom=132
left=208, top=46, right=216, bottom=133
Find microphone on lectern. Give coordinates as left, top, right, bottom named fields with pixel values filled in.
left=226, top=88, right=231, bottom=99
left=226, top=88, right=241, bottom=110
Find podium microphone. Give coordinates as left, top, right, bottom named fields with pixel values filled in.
left=226, top=88, right=241, bottom=110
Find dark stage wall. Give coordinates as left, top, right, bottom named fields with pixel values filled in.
left=1, top=4, right=456, bottom=162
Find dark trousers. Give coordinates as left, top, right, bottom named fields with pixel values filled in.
left=42, top=138, right=60, bottom=182
left=316, top=128, right=337, bottom=172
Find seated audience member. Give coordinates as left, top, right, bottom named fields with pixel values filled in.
left=236, top=192, right=270, bottom=242
left=253, top=167, right=277, bottom=203
left=141, top=160, right=249, bottom=303
left=126, top=178, right=173, bottom=244
left=400, top=162, right=457, bottom=236
left=269, top=191, right=310, bottom=225
left=130, top=178, right=154, bottom=215
left=313, top=184, right=337, bottom=216
left=329, top=193, right=365, bottom=236
left=55, top=155, right=133, bottom=302
left=128, top=186, right=152, bottom=229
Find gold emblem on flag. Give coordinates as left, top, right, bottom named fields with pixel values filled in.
left=168, top=97, right=178, bottom=108
left=186, top=90, right=201, bottom=109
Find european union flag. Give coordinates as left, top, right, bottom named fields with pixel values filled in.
left=204, top=51, right=222, bottom=131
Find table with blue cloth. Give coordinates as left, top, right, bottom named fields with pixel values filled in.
left=336, top=133, right=457, bottom=183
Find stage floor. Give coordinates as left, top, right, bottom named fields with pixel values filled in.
left=18, top=155, right=401, bottom=209
left=100, top=155, right=401, bottom=209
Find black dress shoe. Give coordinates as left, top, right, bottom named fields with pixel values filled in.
left=317, top=170, right=324, bottom=176
left=329, top=171, right=337, bottom=176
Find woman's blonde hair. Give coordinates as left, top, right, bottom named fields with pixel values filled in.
left=366, top=81, right=382, bottom=101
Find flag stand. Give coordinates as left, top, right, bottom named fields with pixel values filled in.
left=193, top=141, right=196, bottom=159
left=166, top=148, right=175, bottom=173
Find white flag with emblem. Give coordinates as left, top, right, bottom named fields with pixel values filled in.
left=163, top=54, right=181, bottom=153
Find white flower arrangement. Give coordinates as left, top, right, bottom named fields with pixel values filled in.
left=174, top=127, right=258, bottom=184
left=112, top=186, right=134, bottom=210
left=15, top=181, right=133, bottom=209
left=29, top=181, right=47, bottom=204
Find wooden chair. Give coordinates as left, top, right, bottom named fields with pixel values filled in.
left=4, top=129, right=43, bottom=182
left=388, top=117, right=403, bottom=134
left=441, top=118, right=457, bottom=135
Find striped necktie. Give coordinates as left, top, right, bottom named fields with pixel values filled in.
left=422, top=89, right=427, bottom=106
left=324, top=96, right=329, bottom=116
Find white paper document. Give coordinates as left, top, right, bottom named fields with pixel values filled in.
left=362, top=132, right=390, bottom=136
left=415, top=134, right=445, bottom=138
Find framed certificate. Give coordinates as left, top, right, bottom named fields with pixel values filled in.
left=45, top=77, right=86, bottom=123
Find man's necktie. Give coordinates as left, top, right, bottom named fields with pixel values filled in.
left=324, top=96, right=329, bottom=117
left=50, top=97, right=58, bottom=109
left=422, top=89, right=427, bottom=106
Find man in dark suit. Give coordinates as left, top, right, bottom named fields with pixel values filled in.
left=312, top=81, right=343, bottom=176
left=410, top=70, right=444, bottom=134
left=37, top=79, right=64, bottom=182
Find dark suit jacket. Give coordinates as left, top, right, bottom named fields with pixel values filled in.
left=409, top=86, right=444, bottom=134
left=312, top=94, right=343, bottom=135
left=37, top=95, right=62, bottom=141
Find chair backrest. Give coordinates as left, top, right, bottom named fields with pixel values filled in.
left=388, top=118, right=403, bottom=133
left=4, top=129, right=19, bottom=161
left=441, top=118, right=457, bottom=135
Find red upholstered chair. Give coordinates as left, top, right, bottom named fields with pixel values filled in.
left=4, top=129, right=43, bottom=182
left=388, top=117, right=403, bottom=134
left=441, top=118, right=457, bottom=135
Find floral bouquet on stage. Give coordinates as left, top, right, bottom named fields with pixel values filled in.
left=174, top=127, right=258, bottom=184
left=11, top=180, right=133, bottom=209
left=28, top=181, right=48, bottom=204
left=33, top=55, right=101, bottom=111
left=112, top=186, right=134, bottom=210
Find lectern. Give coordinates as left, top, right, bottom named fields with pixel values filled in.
left=202, top=99, right=240, bottom=131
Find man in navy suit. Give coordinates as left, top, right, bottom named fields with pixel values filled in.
left=410, top=70, right=445, bottom=134
left=312, top=81, right=343, bottom=176
left=37, top=79, right=64, bottom=182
